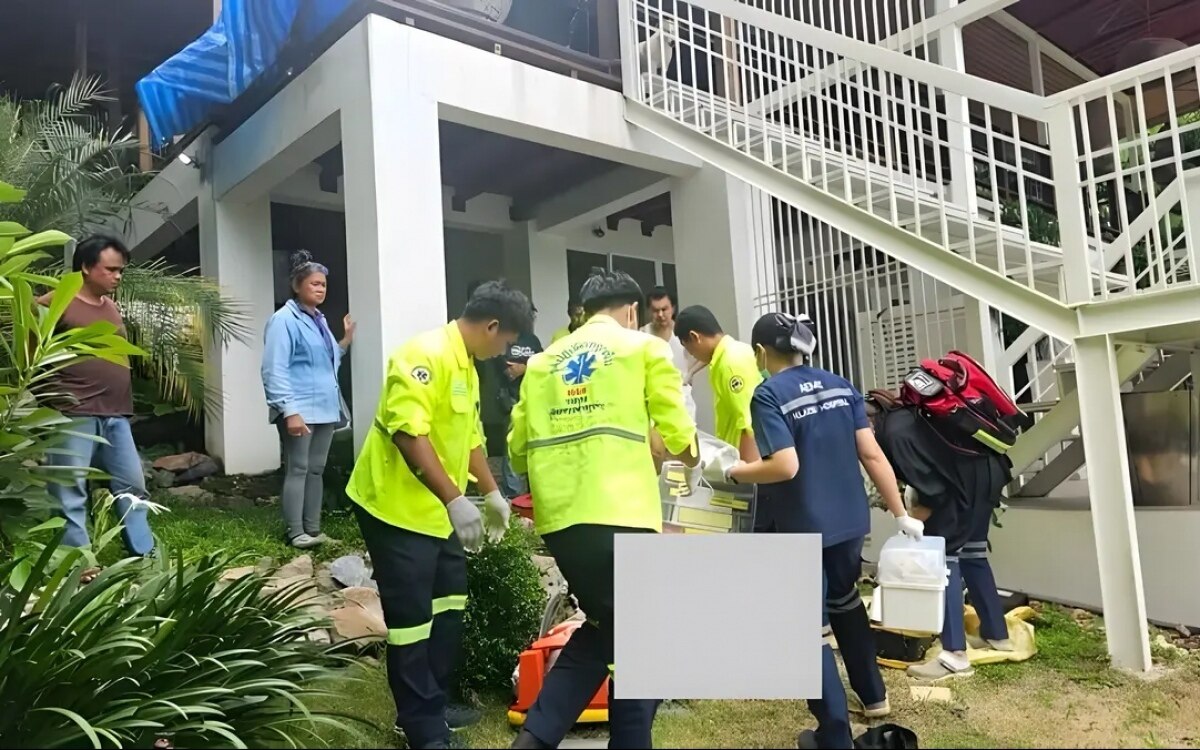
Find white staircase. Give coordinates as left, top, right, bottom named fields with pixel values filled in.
left=618, top=0, right=1200, bottom=498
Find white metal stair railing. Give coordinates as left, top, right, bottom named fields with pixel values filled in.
left=619, top=0, right=1200, bottom=316
left=1010, top=348, right=1193, bottom=498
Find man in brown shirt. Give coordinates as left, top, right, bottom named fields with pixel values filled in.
left=42, top=234, right=154, bottom=556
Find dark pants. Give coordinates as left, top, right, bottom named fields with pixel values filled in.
left=354, top=505, right=468, bottom=749
left=759, top=518, right=884, bottom=749
left=522, top=524, right=659, bottom=749
left=941, top=505, right=1009, bottom=651
left=924, top=456, right=1010, bottom=653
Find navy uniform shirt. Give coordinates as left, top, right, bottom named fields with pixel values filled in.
left=750, top=365, right=871, bottom=547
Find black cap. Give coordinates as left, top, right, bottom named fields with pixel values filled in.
left=750, top=312, right=817, bottom=356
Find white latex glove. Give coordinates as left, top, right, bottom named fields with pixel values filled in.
left=895, top=513, right=925, bottom=541
left=684, top=462, right=705, bottom=496
left=447, top=496, right=484, bottom=552
left=724, top=460, right=746, bottom=485
left=482, top=490, right=511, bottom=543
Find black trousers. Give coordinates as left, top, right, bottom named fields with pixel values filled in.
left=523, top=524, right=659, bottom=749
left=354, top=505, right=468, bottom=749
left=757, top=519, right=884, bottom=748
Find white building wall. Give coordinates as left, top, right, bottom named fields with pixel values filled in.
left=864, top=505, right=1200, bottom=629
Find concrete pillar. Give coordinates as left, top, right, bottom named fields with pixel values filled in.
left=1074, top=334, right=1151, bottom=671
left=501, top=223, right=535, bottom=300
left=340, top=77, right=445, bottom=453
left=963, top=296, right=1004, bottom=385
left=528, top=231, right=571, bottom=346
left=671, top=165, right=769, bottom=434
left=198, top=192, right=280, bottom=475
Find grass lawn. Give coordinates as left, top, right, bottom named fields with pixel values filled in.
left=148, top=496, right=1200, bottom=749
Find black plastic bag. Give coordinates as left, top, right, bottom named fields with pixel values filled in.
left=854, top=724, right=919, bottom=749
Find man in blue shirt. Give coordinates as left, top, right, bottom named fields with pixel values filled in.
left=727, top=312, right=923, bottom=749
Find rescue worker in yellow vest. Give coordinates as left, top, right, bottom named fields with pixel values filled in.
left=346, top=281, right=534, bottom=750
left=508, top=270, right=700, bottom=750
left=550, top=297, right=585, bottom=343
left=673, top=305, right=763, bottom=459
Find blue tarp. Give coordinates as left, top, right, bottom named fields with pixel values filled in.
left=136, top=0, right=356, bottom=149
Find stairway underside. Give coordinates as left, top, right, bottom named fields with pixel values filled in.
left=644, top=76, right=1146, bottom=297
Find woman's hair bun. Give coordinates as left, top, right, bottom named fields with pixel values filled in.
left=289, top=249, right=313, bottom=270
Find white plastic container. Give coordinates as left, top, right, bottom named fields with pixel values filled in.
left=875, top=534, right=949, bottom=634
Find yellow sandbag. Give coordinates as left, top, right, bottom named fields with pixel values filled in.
left=927, top=604, right=1038, bottom=665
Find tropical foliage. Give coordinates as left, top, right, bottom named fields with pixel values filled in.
left=0, top=75, right=248, bottom=417
left=0, top=75, right=146, bottom=237
left=116, top=261, right=250, bottom=418
left=0, top=535, right=357, bottom=749
left=0, top=182, right=143, bottom=564
left=459, top=520, right=546, bottom=693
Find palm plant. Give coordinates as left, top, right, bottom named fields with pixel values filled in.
left=0, top=74, right=146, bottom=236
left=0, top=535, right=360, bottom=748
left=0, top=74, right=249, bottom=417
left=116, top=263, right=250, bottom=418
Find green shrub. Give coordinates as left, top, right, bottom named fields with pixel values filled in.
left=459, top=520, right=546, bottom=694
left=0, top=532, right=358, bottom=748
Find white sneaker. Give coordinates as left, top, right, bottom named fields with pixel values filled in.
left=907, top=652, right=975, bottom=683
left=290, top=533, right=323, bottom=549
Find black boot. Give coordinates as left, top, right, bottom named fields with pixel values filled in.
left=511, top=727, right=552, bottom=749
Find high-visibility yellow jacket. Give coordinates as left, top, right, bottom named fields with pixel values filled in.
left=346, top=322, right=481, bottom=538
left=508, top=315, right=697, bottom=535
left=709, top=335, right=763, bottom=449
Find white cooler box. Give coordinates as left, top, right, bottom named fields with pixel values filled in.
left=874, top=534, right=949, bottom=634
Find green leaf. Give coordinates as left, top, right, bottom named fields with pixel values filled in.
left=0, top=220, right=32, bottom=237
left=27, top=517, right=67, bottom=534
left=10, top=559, right=32, bottom=590
left=31, top=707, right=103, bottom=749
left=43, top=272, right=84, bottom=336
left=9, top=229, right=71, bottom=257
left=0, top=180, right=27, bottom=203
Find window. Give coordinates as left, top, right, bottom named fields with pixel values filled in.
left=566, top=250, right=608, bottom=302
left=661, top=263, right=678, bottom=306
left=565, top=251, right=674, bottom=327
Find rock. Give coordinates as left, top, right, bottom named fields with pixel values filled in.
left=307, top=628, right=332, bottom=645
left=220, top=566, right=256, bottom=582
left=330, top=554, right=376, bottom=590
left=175, top=455, right=220, bottom=484
left=277, top=555, right=314, bottom=580
left=1154, top=633, right=1187, bottom=656
left=340, top=586, right=386, bottom=618
left=166, top=485, right=210, bottom=501
left=255, top=557, right=277, bottom=575
left=329, top=604, right=387, bottom=645
left=1177, top=624, right=1192, bottom=638
left=910, top=685, right=953, bottom=703
left=1072, top=608, right=1093, bottom=622
left=153, top=451, right=211, bottom=473
left=254, top=495, right=280, bottom=507
left=265, top=574, right=319, bottom=602
left=150, top=469, right=176, bottom=489
left=315, top=563, right=337, bottom=593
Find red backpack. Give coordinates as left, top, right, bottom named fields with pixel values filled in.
left=899, top=350, right=1030, bottom=456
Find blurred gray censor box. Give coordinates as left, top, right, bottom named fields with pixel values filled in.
left=613, top=533, right=822, bottom=700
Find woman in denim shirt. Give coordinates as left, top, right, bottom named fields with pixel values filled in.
left=261, top=251, right=356, bottom=549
